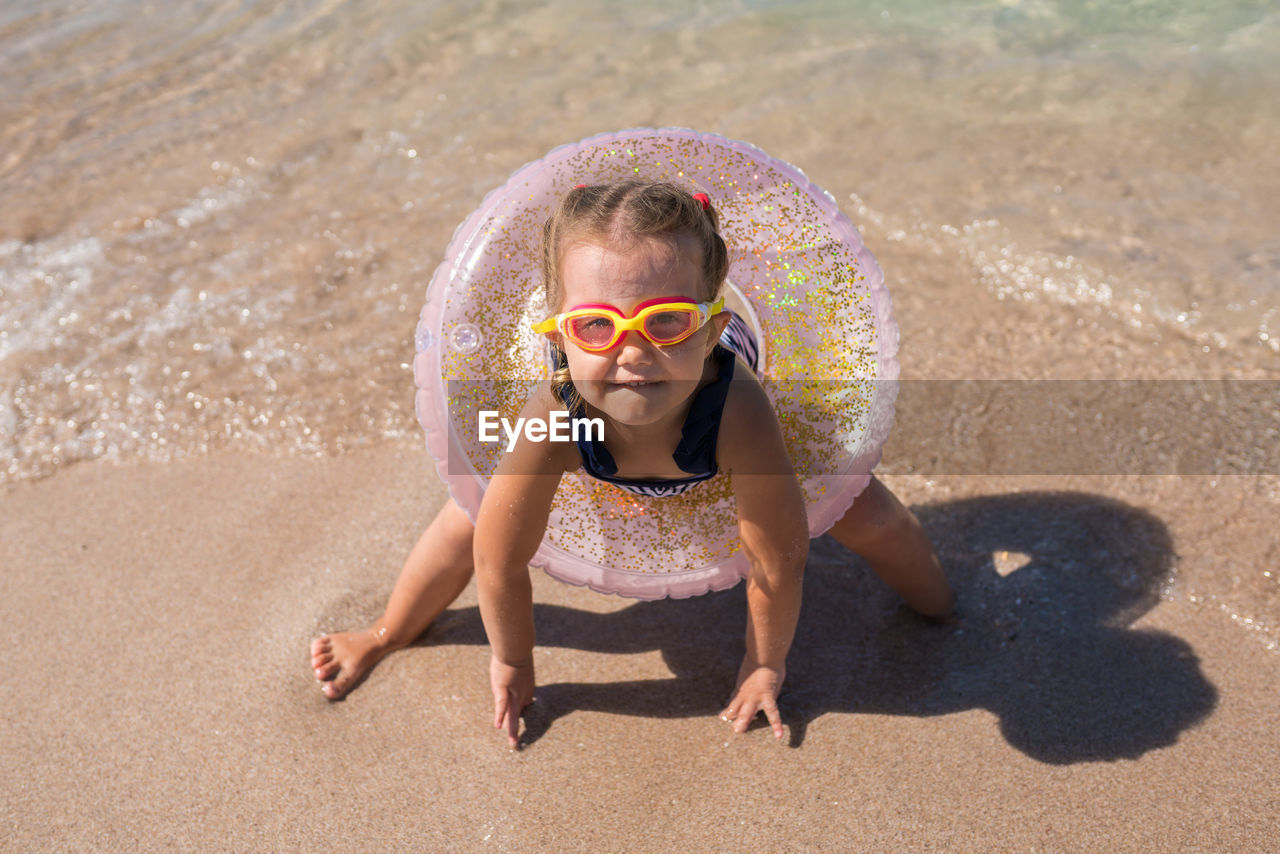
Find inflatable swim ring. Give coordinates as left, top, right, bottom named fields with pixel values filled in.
left=413, top=128, right=898, bottom=599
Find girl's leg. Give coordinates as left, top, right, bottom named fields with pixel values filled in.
left=310, top=497, right=476, bottom=699
left=825, top=476, right=954, bottom=618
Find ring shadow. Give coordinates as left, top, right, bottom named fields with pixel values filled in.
left=420, top=491, right=1217, bottom=762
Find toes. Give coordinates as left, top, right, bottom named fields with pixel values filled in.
left=309, top=631, right=379, bottom=701
left=323, top=675, right=350, bottom=700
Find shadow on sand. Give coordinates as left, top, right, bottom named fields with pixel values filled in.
left=417, top=491, right=1216, bottom=762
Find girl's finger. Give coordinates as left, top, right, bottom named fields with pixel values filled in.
left=762, top=697, right=784, bottom=738
left=734, top=700, right=758, bottom=733
left=505, top=689, right=521, bottom=745
left=494, top=693, right=508, bottom=730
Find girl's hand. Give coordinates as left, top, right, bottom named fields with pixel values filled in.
left=490, top=654, right=535, bottom=747
left=720, top=659, right=786, bottom=738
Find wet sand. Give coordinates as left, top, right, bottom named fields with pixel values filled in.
left=4, top=447, right=1277, bottom=851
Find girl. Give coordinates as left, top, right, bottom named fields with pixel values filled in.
left=310, top=182, right=953, bottom=745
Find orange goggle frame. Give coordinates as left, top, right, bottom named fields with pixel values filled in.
left=532, top=296, right=724, bottom=352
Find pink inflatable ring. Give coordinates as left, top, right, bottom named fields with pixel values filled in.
left=414, top=128, right=898, bottom=599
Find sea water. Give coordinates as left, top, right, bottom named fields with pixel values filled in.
left=2, top=0, right=1276, bottom=483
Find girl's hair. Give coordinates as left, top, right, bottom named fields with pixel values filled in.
left=542, top=181, right=730, bottom=411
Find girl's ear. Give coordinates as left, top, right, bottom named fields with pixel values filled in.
left=703, top=311, right=732, bottom=357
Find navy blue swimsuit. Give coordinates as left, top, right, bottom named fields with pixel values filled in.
left=557, top=345, right=736, bottom=497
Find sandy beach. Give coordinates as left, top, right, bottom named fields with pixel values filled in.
left=4, top=446, right=1278, bottom=850
left=4, top=1, right=1279, bottom=849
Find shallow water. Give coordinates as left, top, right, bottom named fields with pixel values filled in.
left=2, top=0, right=1276, bottom=480
left=2, top=1, right=1277, bottom=632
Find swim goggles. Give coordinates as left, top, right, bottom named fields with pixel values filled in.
left=532, top=296, right=725, bottom=352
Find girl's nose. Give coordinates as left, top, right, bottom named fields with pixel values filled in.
left=614, top=329, right=655, bottom=362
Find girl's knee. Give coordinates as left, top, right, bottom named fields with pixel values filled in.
left=853, top=507, right=915, bottom=556
left=440, top=498, right=477, bottom=535
left=832, top=480, right=914, bottom=553
left=424, top=498, right=478, bottom=566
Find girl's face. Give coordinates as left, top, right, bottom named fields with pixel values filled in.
left=557, top=235, right=726, bottom=427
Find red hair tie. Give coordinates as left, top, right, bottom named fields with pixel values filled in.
left=574, top=183, right=587, bottom=189
left=692, top=192, right=710, bottom=211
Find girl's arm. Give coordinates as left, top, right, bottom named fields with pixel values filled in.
left=716, top=371, right=810, bottom=738
left=473, top=382, right=576, bottom=746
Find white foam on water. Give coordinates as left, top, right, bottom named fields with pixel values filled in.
left=1182, top=590, right=1280, bottom=654
left=848, top=194, right=1275, bottom=361
left=0, top=236, right=104, bottom=361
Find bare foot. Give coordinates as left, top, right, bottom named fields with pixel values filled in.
left=310, top=628, right=392, bottom=700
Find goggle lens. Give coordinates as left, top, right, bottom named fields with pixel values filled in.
left=566, top=314, right=618, bottom=348
left=643, top=309, right=698, bottom=343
